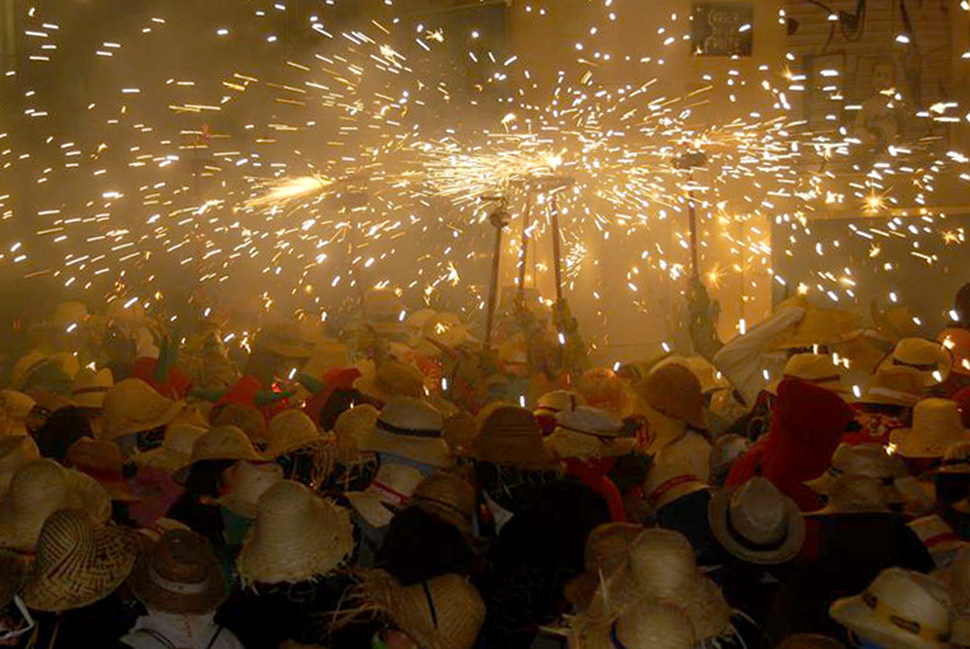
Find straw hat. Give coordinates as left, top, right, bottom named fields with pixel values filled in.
left=0, top=390, right=35, bottom=436
left=189, top=425, right=263, bottom=464
left=23, top=509, right=137, bottom=612
left=643, top=438, right=709, bottom=514
left=890, top=399, right=970, bottom=459
left=578, top=599, right=696, bottom=649
left=769, top=353, right=848, bottom=395
left=345, top=463, right=423, bottom=528
left=301, top=342, right=350, bottom=382
left=879, top=338, right=953, bottom=388
left=66, top=438, right=139, bottom=502
left=935, top=441, right=970, bottom=475
left=577, top=368, right=632, bottom=417
left=264, top=409, right=322, bottom=459
left=11, top=351, right=80, bottom=392
left=859, top=366, right=924, bottom=407
left=355, top=571, right=485, bottom=649
left=708, top=476, right=805, bottom=565
left=590, top=529, right=733, bottom=640
left=216, top=461, right=284, bottom=519
left=807, top=475, right=891, bottom=516
left=237, top=480, right=353, bottom=585
left=770, top=303, right=860, bottom=350
left=128, top=530, right=228, bottom=615
left=564, top=522, right=644, bottom=611
left=940, top=329, right=970, bottom=377
left=907, top=515, right=968, bottom=567
left=256, top=323, right=315, bottom=359
left=654, top=355, right=730, bottom=395
left=211, top=403, right=268, bottom=449
left=102, top=379, right=185, bottom=440
left=442, top=412, right=479, bottom=453
left=0, top=435, right=40, bottom=495
left=535, top=390, right=585, bottom=418
left=806, top=443, right=904, bottom=503
left=546, top=407, right=634, bottom=460
left=0, top=460, right=111, bottom=552
left=334, top=405, right=379, bottom=449
left=354, top=361, right=426, bottom=404
left=635, top=364, right=705, bottom=429
left=70, top=368, right=114, bottom=410
left=359, top=398, right=451, bottom=468
left=465, top=405, right=552, bottom=467
left=133, top=423, right=208, bottom=474
left=829, top=568, right=951, bottom=649
left=410, top=472, right=476, bottom=534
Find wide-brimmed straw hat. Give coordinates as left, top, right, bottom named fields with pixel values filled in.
left=0, top=390, right=35, bottom=436
left=0, top=436, right=40, bottom=495
left=878, top=338, right=953, bottom=388
left=189, top=425, right=263, bottom=464
left=465, top=405, right=552, bottom=468
left=359, top=398, right=451, bottom=468
left=0, top=460, right=111, bottom=552
left=807, top=475, right=891, bottom=516
left=211, top=402, right=268, bottom=450
left=643, top=438, right=709, bottom=514
left=709, top=476, right=805, bottom=565
left=546, top=407, right=634, bottom=460
left=829, top=568, right=951, bottom=649
left=237, top=480, right=353, bottom=585
left=564, top=522, right=644, bottom=611
left=301, top=342, right=350, bottom=382
left=23, top=509, right=137, bottom=612
left=102, top=379, right=185, bottom=440
left=345, top=463, right=423, bottom=528
left=11, top=351, right=80, bottom=392
left=410, top=472, right=476, bottom=534
left=655, top=355, right=731, bottom=396
left=354, top=361, right=426, bottom=404
left=588, top=529, right=733, bottom=641
left=859, top=366, right=924, bottom=407
left=128, top=529, right=227, bottom=615
left=216, top=461, right=284, bottom=519
left=908, top=514, right=968, bottom=568
left=940, top=328, right=970, bottom=377
left=70, top=368, right=114, bottom=410
left=806, top=443, right=904, bottom=503
left=66, top=438, right=138, bottom=502
left=133, top=423, right=208, bottom=474
left=576, top=599, right=696, bottom=649
left=770, top=303, right=860, bottom=350
left=890, top=399, right=970, bottom=459
left=264, top=409, right=322, bottom=459
left=769, top=353, right=848, bottom=395
left=334, top=405, right=379, bottom=449
left=635, top=363, right=705, bottom=429
left=354, top=571, right=486, bottom=649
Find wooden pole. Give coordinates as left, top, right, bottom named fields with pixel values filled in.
left=550, top=194, right=564, bottom=303
left=516, top=191, right=534, bottom=304
left=485, top=207, right=507, bottom=350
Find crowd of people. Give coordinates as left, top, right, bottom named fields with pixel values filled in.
left=2, top=285, right=970, bottom=649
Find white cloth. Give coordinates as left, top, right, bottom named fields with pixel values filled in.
left=713, top=305, right=805, bottom=405
left=121, top=611, right=245, bottom=649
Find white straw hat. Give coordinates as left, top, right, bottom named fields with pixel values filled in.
left=546, top=406, right=634, bottom=460
left=102, top=379, right=184, bottom=439
left=708, top=476, right=805, bottom=565
left=133, top=423, right=208, bottom=474
left=345, top=463, right=423, bottom=528
left=264, top=409, right=322, bottom=459
left=890, top=399, right=970, bottom=459
left=878, top=338, right=953, bottom=388
left=806, top=443, right=904, bottom=503
left=216, top=461, right=284, bottom=519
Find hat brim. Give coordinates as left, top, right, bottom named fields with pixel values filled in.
left=132, top=449, right=192, bottom=474
left=359, top=428, right=452, bottom=468
left=829, top=594, right=945, bottom=649
left=352, top=376, right=393, bottom=405
left=877, top=355, right=952, bottom=388
left=109, top=401, right=186, bottom=440
left=128, top=541, right=228, bottom=615
left=708, top=485, right=805, bottom=565
left=346, top=490, right=395, bottom=528
left=888, top=428, right=970, bottom=459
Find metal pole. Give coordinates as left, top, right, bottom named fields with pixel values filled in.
left=687, top=170, right=700, bottom=279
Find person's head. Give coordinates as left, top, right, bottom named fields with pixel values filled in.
left=33, top=406, right=92, bottom=462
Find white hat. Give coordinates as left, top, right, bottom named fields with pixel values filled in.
left=359, top=398, right=451, bottom=468
left=345, top=463, right=423, bottom=528
left=546, top=406, right=633, bottom=460
left=890, top=399, right=970, bottom=459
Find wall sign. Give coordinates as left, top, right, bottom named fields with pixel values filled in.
left=692, top=2, right=753, bottom=57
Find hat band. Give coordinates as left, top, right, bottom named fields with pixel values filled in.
left=610, top=621, right=629, bottom=649
left=789, top=374, right=842, bottom=385
left=866, top=387, right=919, bottom=405
left=862, top=590, right=949, bottom=642
left=647, top=474, right=703, bottom=508
left=892, top=358, right=940, bottom=372
left=726, top=511, right=788, bottom=552
left=421, top=581, right=439, bottom=629
left=376, top=420, right=441, bottom=439
left=369, top=480, right=410, bottom=505
left=150, top=565, right=211, bottom=595
left=414, top=495, right=469, bottom=524
left=921, top=529, right=962, bottom=549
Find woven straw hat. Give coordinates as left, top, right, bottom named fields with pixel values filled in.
left=890, top=399, right=970, bottom=459
left=0, top=390, right=35, bottom=436
left=879, top=338, right=953, bottom=388
left=769, top=353, right=848, bottom=395
left=546, top=406, right=634, bottom=460
left=466, top=405, right=552, bottom=468
left=0, top=435, right=40, bottom=495
left=932, top=440, right=970, bottom=475
left=859, top=366, right=923, bottom=407
left=354, top=362, right=426, bottom=405
left=102, top=379, right=184, bottom=440
left=589, top=529, right=733, bottom=640
left=345, top=463, right=423, bottom=528
left=564, top=522, right=644, bottom=611
left=128, top=530, right=227, bottom=615
left=360, top=398, right=451, bottom=468
left=644, top=436, right=710, bottom=513
left=830, top=568, right=951, bottom=649
left=23, top=509, right=137, bottom=612
left=264, top=409, right=322, bottom=458
left=708, top=476, right=805, bottom=565
left=334, top=405, right=379, bottom=449
left=535, top=390, right=585, bottom=418
left=355, top=571, right=485, bottom=649
left=133, top=423, right=208, bottom=474
left=579, top=599, right=696, bottom=649
left=189, top=425, right=263, bottom=464
left=635, top=364, right=705, bottom=429
left=0, top=460, right=111, bottom=552
left=301, top=342, right=350, bottom=382
left=410, top=472, right=476, bottom=534
left=211, top=403, right=268, bottom=449
left=908, top=515, right=967, bottom=564
left=806, top=443, right=904, bottom=503
left=11, top=351, right=80, bottom=392
left=66, top=438, right=138, bottom=502
left=216, top=461, right=284, bottom=519
left=237, top=480, right=353, bottom=585
left=70, top=368, right=114, bottom=410
left=807, top=475, right=891, bottom=516
left=655, top=355, right=730, bottom=395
